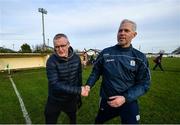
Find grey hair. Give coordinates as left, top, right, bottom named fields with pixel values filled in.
left=53, top=33, right=69, bottom=44
left=120, top=19, right=137, bottom=31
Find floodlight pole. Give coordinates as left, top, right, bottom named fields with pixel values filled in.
left=38, top=8, right=47, bottom=51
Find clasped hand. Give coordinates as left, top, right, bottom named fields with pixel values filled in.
left=81, top=85, right=90, bottom=96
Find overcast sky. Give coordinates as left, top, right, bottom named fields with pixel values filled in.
left=0, top=0, right=180, bottom=53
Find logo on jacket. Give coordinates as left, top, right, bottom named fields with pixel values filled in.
left=106, top=59, right=115, bottom=62
left=130, top=60, right=135, bottom=66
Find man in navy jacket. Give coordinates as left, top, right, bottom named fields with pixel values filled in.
left=45, top=33, right=88, bottom=124
left=85, top=19, right=151, bottom=124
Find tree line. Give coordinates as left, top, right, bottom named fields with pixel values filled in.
left=0, top=43, right=53, bottom=53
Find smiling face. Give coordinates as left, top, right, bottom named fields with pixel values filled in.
left=54, top=37, right=70, bottom=58
left=117, top=22, right=137, bottom=48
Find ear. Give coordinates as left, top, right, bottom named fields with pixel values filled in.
left=133, top=32, right=137, bottom=38
left=67, top=41, right=70, bottom=48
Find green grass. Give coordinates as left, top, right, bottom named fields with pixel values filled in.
left=11, top=68, right=48, bottom=124
left=0, top=57, right=180, bottom=124
left=0, top=74, right=24, bottom=123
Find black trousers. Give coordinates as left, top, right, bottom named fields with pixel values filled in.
left=95, top=99, right=140, bottom=124
left=44, top=97, right=77, bottom=124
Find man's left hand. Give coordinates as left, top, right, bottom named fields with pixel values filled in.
left=107, top=96, right=126, bottom=107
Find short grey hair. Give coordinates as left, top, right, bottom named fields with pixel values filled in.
left=53, top=33, right=69, bottom=44
left=120, top=19, right=137, bottom=31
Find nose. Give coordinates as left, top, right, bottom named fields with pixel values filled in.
left=118, top=31, right=124, bottom=37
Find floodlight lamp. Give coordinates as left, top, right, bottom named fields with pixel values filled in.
left=38, top=8, right=42, bottom=12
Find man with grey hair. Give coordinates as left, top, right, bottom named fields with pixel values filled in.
left=45, top=33, right=89, bottom=124
left=85, top=19, right=151, bottom=124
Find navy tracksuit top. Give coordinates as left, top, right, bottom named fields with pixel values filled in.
left=87, top=44, right=151, bottom=102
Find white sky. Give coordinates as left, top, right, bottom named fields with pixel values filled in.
left=0, top=0, right=180, bottom=53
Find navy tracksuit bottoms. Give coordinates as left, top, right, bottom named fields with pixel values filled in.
left=95, top=99, right=140, bottom=124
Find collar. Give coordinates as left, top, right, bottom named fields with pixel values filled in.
left=115, top=44, right=132, bottom=51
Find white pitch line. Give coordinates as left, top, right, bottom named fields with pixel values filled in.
left=9, top=76, right=32, bottom=124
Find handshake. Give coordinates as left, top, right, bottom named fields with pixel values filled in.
left=81, top=85, right=90, bottom=97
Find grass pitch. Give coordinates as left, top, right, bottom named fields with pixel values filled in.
left=0, top=57, right=180, bottom=124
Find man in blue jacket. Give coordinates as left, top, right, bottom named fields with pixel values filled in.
left=85, top=19, right=151, bottom=124
left=45, top=33, right=88, bottom=124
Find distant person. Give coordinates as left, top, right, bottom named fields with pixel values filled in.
left=82, top=51, right=88, bottom=68
left=84, top=19, right=151, bottom=124
left=153, top=53, right=164, bottom=71
left=90, top=55, right=95, bottom=64
left=45, top=33, right=89, bottom=124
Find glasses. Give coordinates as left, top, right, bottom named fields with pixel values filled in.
left=55, top=43, right=68, bottom=49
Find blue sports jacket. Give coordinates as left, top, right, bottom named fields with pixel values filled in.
left=87, top=44, right=151, bottom=102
